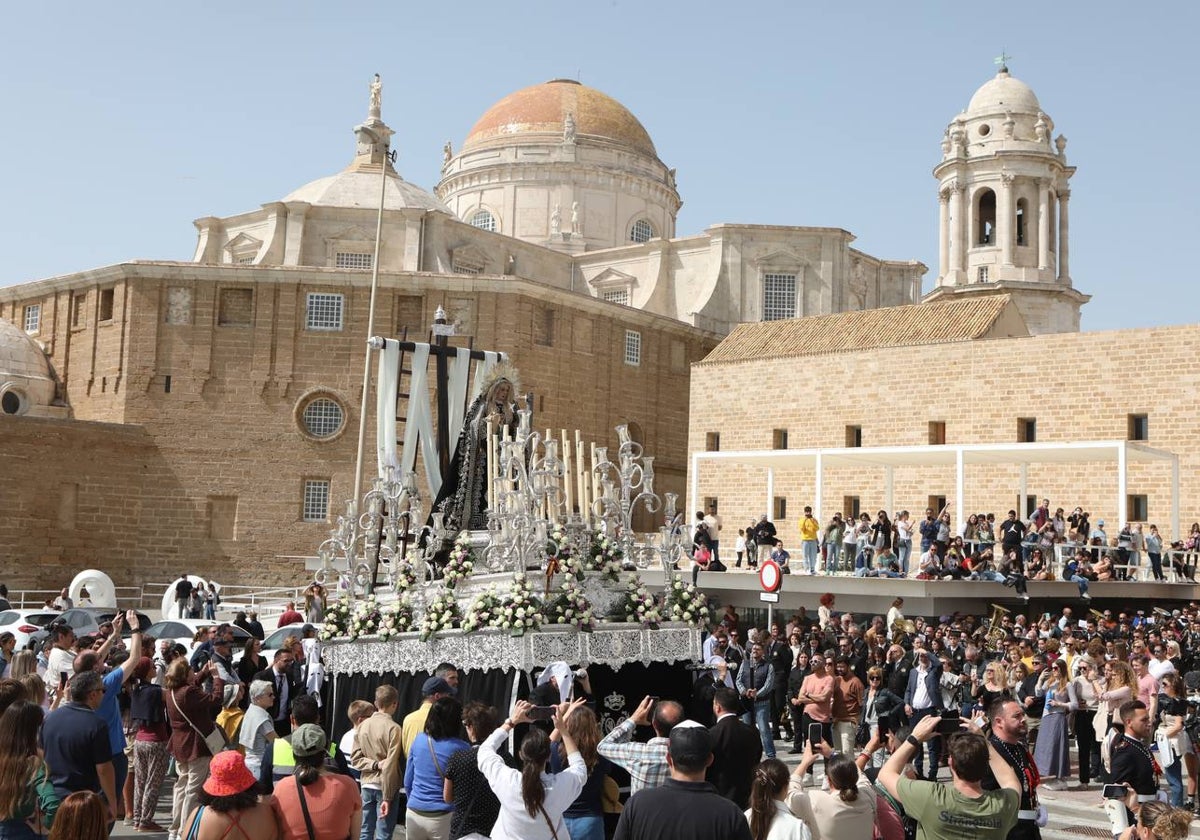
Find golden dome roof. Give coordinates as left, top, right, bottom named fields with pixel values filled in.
left=463, top=79, right=657, bottom=157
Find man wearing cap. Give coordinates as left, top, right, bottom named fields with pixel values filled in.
left=599, top=694, right=683, bottom=793
left=614, top=719, right=753, bottom=840
left=275, top=724, right=362, bottom=840
left=402, top=675, right=455, bottom=758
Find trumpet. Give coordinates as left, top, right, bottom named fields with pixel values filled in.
left=1089, top=608, right=1105, bottom=622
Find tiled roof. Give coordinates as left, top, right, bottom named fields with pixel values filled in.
left=700, top=295, right=1016, bottom=365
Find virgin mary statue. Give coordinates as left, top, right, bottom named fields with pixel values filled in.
left=428, top=363, right=520, bottom=548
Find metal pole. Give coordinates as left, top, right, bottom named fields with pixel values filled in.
left=350, top=123, right=388, bottom=518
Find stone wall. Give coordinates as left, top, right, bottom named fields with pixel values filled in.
left=689, top=324, right=1200, bottom=548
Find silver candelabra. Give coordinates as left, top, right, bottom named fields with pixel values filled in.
left=590, top=424, right=661, bottom=571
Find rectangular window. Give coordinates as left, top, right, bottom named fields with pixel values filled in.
left=71, top=293, right=86, bottom=328
left=207, top=495, right=239, bottom=540
left=705, top=432, right=721, bottom=452
left=394, top=295, right=424, bottom=337
left=1024, top=494, right=1037, bottom=518
left=977, top=266, right=989, bottom=283
left=533, top=307, right=555, bottom=347
left=98, top=288, right=115, bottom=322
left=703, top=497, right=719, bottom=515
left=602, top=289, right=630, bottom=306
left=928, top=421, right=946, bottom=445
left=773, top=428, right=788, bottom=449
left=305, top=293, right=344, bottom=331
left=773, top=497, right=787, bottom=521
left=335, top=252, right=373, bottom=270
left=1128, top=494, right=1148, bottom=522
left=845, top=425, right=862, bottom=448
left=762, top=273, right=797, bottom=321
left=1018, top=417, right=1037, bottom=443
left=843, top=496, right=861, bottom=520
left=928, top=495, right=947, bottom=515
left=1128, top=413, right=1149, bottom=441
left=22, top=303, right=40, bottom=334
left=218, top=288, right=254, bottom=326
left=302, top=479, right=331, bottom=522
left=624, top=330, right=641, bottom=366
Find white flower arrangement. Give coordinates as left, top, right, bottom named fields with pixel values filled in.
left=494, top=573, right=544, bottom=636
left=376, top=596, right=414, bottom=641
left=442, top=532, right=476, bottom=590
left=665, top=578, right=711, bottom=628
left=586, top=534, right=623, bottom=581
left=610, top=577, right=662, bottom=628
left=462, top=584, right=503, bottom=633
left=319, top=597, right=352, bottom=640
left=544, top=575, right=596, bottom=632
left=391, top=553, right=418, bottom=591
left=420, top=591, right=463, bottom=641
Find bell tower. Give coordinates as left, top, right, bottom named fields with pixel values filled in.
left=926, top=59, right=1089, bottom=334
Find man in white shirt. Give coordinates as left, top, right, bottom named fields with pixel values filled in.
left=704, top=507, right=723, bottom=567
left=43, top=624, right=76, bottom=698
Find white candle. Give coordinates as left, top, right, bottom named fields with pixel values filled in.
left=562, top=434, right=574, bottom=518
left=590, top=443, right=601, bottom=524
left=487, top=419, right=496, bottom=513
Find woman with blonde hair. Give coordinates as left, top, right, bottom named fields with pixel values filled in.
left=1118, top=801, right=1192, bottom=840
left=0, top=701, right=58, bottom=838
left=1034, top=659, right=1076, bottom=788
left=1094, top=659, right=1136, bottom=773
left=788, top=742, right=876, bottom=840
left=747, top=758, right=809, bottom=840
left=7, top=653, right=35, bottom=680
left=1072, top=658, right=1101, bottom=789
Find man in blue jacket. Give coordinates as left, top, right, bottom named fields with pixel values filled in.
left=903, top=648, right=944, bottom=780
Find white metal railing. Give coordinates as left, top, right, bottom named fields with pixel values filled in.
left=5, top=587, right=143, bottom=610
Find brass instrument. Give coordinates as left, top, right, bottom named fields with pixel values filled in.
left=984, top=603, right=1011, bottom=652
left=1153, top=607, right=1172, bottom=618
left=1089, top=608, right=1105, bottom=622
left=891, top=617, right=916, bottom=638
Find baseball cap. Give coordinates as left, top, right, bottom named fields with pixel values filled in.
left=422, top=676, right=456, bottom=697
left=290, top=723, right=328, bottom=758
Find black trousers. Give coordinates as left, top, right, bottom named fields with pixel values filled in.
left=1075, top=709, right=1097, bottom=785
left=772, top=681, right=790, bottom=736
left=909, top=707, right=942, bottom=778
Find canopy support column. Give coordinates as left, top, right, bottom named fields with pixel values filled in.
left=1172, top=455, right=1181, bottom=541
left=955, top=448, right=965, bottom=531
left=1117, top=443, right=1127, bottom=527
left=814, top=452, right=823, bottom=524
left=1019, top=464, right=1028, bottom=516
left=690, top=452, right=700, bottom=525
left=884, top=466, right=894, bottom=516
left=766, top=467, right=775, bottom=522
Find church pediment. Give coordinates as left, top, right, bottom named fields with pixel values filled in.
left=587, top=268, right=638, bottom=290
left=224, top=233, right=262, bottom=263
left=754, top=249, right=812, bottom=270
left=326, top=225, right=374, bottom=244
left=450, top=243, right=490, bottom=274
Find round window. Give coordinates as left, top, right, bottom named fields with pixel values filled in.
left=301, top=397, right=345, bottom=439
left=1, top=390, right=23, bottom=415
left=978, top=124, right=991, bottom=137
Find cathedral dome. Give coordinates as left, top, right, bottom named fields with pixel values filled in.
left=283, top=169, right=452, bottom=215
left=463, top=79, right=657, bottom=157
left=0, top=316, right=57, bottom=415
left=966, top=68, right=1041, bottom=115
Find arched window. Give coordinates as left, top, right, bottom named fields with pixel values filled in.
left=1016, top=199, right=1028, bottom=246
left=629, top=219, right=654, bottom=244
left=976, top=189, right=996, bottom=245
left=469, top=209, right=496, bottom=232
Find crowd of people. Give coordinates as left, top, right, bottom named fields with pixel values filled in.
left=3, top=572, right=1200, bottom=840
left=694, top=502, right=1200, bottom=594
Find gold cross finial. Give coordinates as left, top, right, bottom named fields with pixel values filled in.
left=994, top=51, right=1012, bottom=72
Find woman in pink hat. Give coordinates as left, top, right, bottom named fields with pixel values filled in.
left=181, top=750, right=278, bottom=840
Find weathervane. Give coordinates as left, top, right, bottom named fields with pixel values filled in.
left=994, top=51, right=1013, bottom=72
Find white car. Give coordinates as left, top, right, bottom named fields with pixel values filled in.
left=0, top=609, right=60, bottom=651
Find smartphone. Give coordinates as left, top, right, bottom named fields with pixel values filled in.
left=1102, top=784, right=1127, bottom=800
left=936, top=712, right=962, bottom=735
left=528, top=706, right=556, bottom=722
left=808, top=723, right=822, bottom=745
